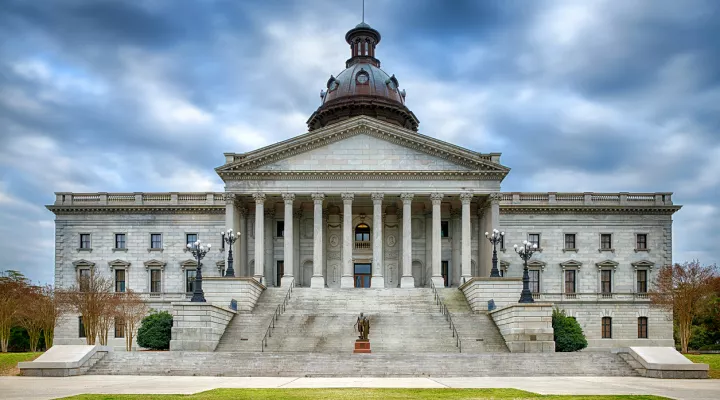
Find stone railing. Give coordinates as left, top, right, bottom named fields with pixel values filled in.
left=499, top=192, right=673, bottom=206
left=355, top=241, right=371, bottom=250
left=54, top=192, right=225, bottom=206
left=532, top=292, right=652, bottom=302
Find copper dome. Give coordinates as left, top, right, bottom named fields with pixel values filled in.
left=307, top=23, right=419, bottom=132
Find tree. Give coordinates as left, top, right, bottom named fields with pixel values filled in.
left=37, top=285, right=64, bottom=350
left=552, top=308, right=588, bottom=352
left=137, top=310, right=172, bottom=350
left=0, top=270, right=30, bottom=352
left=115, top=291, right=149, bottom=351
left=16, top=286, right=44, bottom=352
left=59, top=269, right=114, bottom=345
left=650, top=261, right=719, bottom=353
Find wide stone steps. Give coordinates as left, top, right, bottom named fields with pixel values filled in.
left=436, top=288, right=509, bottom=353
left=215, top=288, right=289, bottom=352
left=88, top=351, right=639, bottom=377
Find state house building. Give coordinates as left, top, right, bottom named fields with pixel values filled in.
left=49, top=21, right=679, bottom=351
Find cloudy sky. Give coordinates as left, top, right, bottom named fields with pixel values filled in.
left=1, top=0, right=718, bottom=284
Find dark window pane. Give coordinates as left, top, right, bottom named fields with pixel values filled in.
left=355, top=224, right=370, bottom=242
left=601, top=234, right=612, bottom=249
left=565, top=270, right=576, bottom=293
left=115, top=317, right=125, bottom=338
left=441, top=221, right=449, bottom=238
left=115, top=269, right=126, bottom=292
left=602, top=317, right=612, bottom=338
left=637, top=270, right=647, bottom=293
left=529, top=234, right=540, bottom=248
left=79, top=316, right=86, bottom=338
left=186, top=269, right=196, bottom=293
left=354, top=264, right=371, bottom=274
left=80, top=234, right=91, bottom=249
left=276, top=221, right=284, bottom=237
left=186, top=234, right=197, bottom=245
left=638, top=317, right=648, bottom=339
left=115, top=234, right=126, bottom=249
left=601, top=270, right=612, bottom=293
left=500, top=235, right=505, bottom=249
left=151, top=234, right=162, bottom=248
left=565, top=234, right=575, bottom=249
left=79, top=269, right=91, bottom=291
left=637, top=234, right=647, bottom=250
left=529, top=270, right=540, bottom=293
left=150, top=270, right=161, bottom=293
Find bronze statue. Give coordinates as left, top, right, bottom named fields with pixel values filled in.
left=354, top=312, right=370, bottom=340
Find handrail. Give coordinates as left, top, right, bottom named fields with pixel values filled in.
left=430, top=281, right=462, bottom=353
left=260, top=280, right=294, bottom=352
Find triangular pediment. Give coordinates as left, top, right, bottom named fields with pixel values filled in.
left=217, top=117, right=509, bottom=179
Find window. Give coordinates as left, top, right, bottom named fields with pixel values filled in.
left=440, top=221, right=449, bottom=238
left=602, top=317, right=612, bottom=338
left=637, top=270, right=648, bottom=293
left=185, top=269, right=196, bottom=293
left=276, top=221, right=284, bottom=237
left=564, top=234, right=576, bottom=250
left=528, top=233, right=540, bottom=248
left=529, top=270, right=540, bottom=294
left=636, top=234, right=648, bottom=250
left=150, top=269, right=162, bottom=293
left=600, top=234, right=612, bottom=250
left=79, top=234, right=91, bottom=249
left=115, top=234, right=126, bottom=249
left=114, top=317, right=125, bottom=338
left=638, top=317, right=648, bottom=339
left=355, top=223, right=370, bottom=241
left=601, top=270, right=612, bottom=293
left=499, top=234, right=505, bottom=250
left=78, top=268, right=91, bottom=291
left=564, top=270, right=576, bottom=294
left=114, top=269, right=126, bottom=293
left=150, top=234, right=162, bottom=249
left=186, top=233, right=197, bottom=246
left=79, top=316, right=86, bottom=338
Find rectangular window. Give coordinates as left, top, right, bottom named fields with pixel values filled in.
left=114, top=269, right=126, bottom=293
left=185, top=269, right=196, bottom=293
left=500, top=234, right=505, bottom=250
left=79, top=234, right=91, bottom=249
left=602, top=317, right=612, bottom=338
left=601, top=270, right=612, bottom=293
left=150, top=269, right=162, bottom=293
left=78, top=268, right=91, bottom=291
left=637, top=270, right=648, bottom=293
left=564, top=234, right=576, bottom=250
left=114, top=317, right=125, bottom=338
left=529, top=270, right=540, bottom=293
left=636, top=234, right=647, bottom=250
left=441, top=261, right=449, bottom=287
left=600, top=234, right=612, bottom=250
left=115, top=233, right=126, bottom=249
left=276, top=221, right=284, bottom=237
left=528, top=233, right=540, bottom=248
left=186, top=233, right=197, bottom=246
left=565, top=270, right=576, bottom=294
left=79, top=316, right=86, bottom=338
left=150, top=234, right=162, bottom=249
left=638, top=317, right=648, bottom=339
left=440, top=221, right=449, bottom=238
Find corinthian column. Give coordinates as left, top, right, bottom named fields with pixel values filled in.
left=400, top=193, right=415, bottom=288
left=460, top=192, right=473, bottom=283
left=311, top=193, right=325, bottom=288
left=238, top=206, right=247, bottom=276
left=252, top=193, right=265, bottom=283
left=282, top=193, right=295, bottom=287
left=371, top=193, right=385, bottom=288
left=341, top=193, right=355, bottom=288
left=430, top=193, right=444, bottom=287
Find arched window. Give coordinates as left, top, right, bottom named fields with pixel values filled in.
left=355, top=223, right=370, bottom=242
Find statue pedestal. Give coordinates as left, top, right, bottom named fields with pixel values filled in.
left=353, top=339, right=371, bottom=354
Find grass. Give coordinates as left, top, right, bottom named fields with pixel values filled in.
left=60, top=388, right=670, bottom=400
left=685, top=353, right=720, bottom=379
left=0, top=352, right=43, bottom=376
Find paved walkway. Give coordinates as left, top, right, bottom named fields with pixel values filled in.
left=0, top=375, right=718, bottom=400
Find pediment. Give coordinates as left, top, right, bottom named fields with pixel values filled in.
left=180, top=259, right=198, bottom=268
left=527, top=260, right=546, bottom=270
left=144, top=259, right=166, bottom=270
left=631, top=260, right=655, bottom=269
left=217, top=117, right=509, bottom=179
left=108, top=259, right=131, bottom=269
left=560, top=259, right=583, bottom=268
left=72, top=259, right=95, bottom=268
left=596, top=259, right=619, bottom=269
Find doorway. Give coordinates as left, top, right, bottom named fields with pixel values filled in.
left=441, top=261, right=450, bottom=287
left=276, top=260, right=284, bottom=287
left=354, top=263, right=372, bottom=288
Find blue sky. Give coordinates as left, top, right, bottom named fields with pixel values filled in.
left=1, top=0, right=718, bottom=284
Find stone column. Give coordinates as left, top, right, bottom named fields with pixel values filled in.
left=252, top=193, right=265, bottom=283
left=487, top=193, right=501, bottom=277
left=238, top=206, right=248, bottom=276
left=341, top=193, right=355, bottom=288
left=400, top=193, right=415, bottom=288
left=371, top=193, right=385, bottom=288
left=430, top=193, right=444, bottom=287
left=282, top=193, right=295, bottom=287
left=224, top=194, right=236, bottom=276
left=451, top=208, right=461, bottom=287
left=264, top=209, right=274, bottom=286
left=311, top=193, right=325, bottom=288
left=293, top=210, right=302, bottom=285
left=424, top=208, right=432, bottom=287
left=460, top=192, right=473, bottom=283
left=477, top=201, right=488, bottom=277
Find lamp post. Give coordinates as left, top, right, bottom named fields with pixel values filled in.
left=514, top=240, right=537, bottom=303
left=187, top=240, right=211, bottom=302
left=221, top=229, right=241, bottom=277
left=485, top=229, right=504, bottom=278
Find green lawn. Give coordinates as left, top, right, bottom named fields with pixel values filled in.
left=685, top=353, right=720, bottom=379
left=0, top=352, right=43, bottom=376
left=60, top=388, right=669, bottom=400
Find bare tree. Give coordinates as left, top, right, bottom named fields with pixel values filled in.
left=650, top=261, right=719, bottom=353
left=115, top=291, right=148, bottom=351
left=60, top=269, right=114, bottom=345
left=37, top=285, right=64, bottom=350
left=16, top=286, right=44, bottom=352
left=0, top=270, right=29, bottom=352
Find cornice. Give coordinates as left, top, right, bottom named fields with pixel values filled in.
left=46, top=205, right=225, bottom=215
left=222, top=170, right=506, bottom=181
left=499, top=205, right=681, bottom=215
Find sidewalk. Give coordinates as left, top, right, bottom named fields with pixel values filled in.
left=0, top=375, right=718, bottom=400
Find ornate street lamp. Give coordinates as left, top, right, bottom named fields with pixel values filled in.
left=187, top=240, right=211, bottom=302
left=221, top=229, right=241, bottom=277
left=514, top=240, right=538, bottom=303
left=485, top=229, right=504, bottom=278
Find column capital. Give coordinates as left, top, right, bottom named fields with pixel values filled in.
left=430, top=193, right=444, bottom=205
left=282, top=193, right=295, bottom=203
left=311, top=193, right=325, bottom=203
left=224, top=193, right=236, bottom=206
left=341, top=193, right=355, bottom=203
left=460, top=192, right=473, bottom=204
left=252, top=192, right=266, bottom=204
left=489, top=192, right=502, bottom=203
left=400, top=193, right=414, bottom=204
left=371, top=192, right=384, bottom=203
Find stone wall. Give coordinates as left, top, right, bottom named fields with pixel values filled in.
left=489, top=303, right=555, bottom=353
left=169, top=302, right=236, bottom=352
left=203, top=277, right=265, bottom=311
left=459, top=277, right=523, bottom=311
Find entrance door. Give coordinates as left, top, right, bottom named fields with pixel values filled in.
left=354, top=263, right=372, bottom=288
left=276, top=260, right=284, bottom=287
left=441, top=261, right=449, bottom=287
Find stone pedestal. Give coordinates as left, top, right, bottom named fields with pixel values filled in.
left=400, top=276, right=415, bottom=288
left=310, top=275, right=325, bottom=288
left=340, top=276, right=355, bottom=288
left=371, top=276, right=385, bottom=288
left=280, top=276, right=295, bottom=288
left=354, top=339, right=371, bottom=354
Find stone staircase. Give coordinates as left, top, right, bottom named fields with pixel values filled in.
left=214, top=288, right=288, bottom=352
left=436, top=288, right=509, bottom=353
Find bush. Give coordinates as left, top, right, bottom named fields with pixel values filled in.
left=136, top=310, right=172, bottom=350
left=699, top=344, right=720, bottom=351
left=8, top=327, right=46, bottom=352
left=552, top=308, right=588, bottom=352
